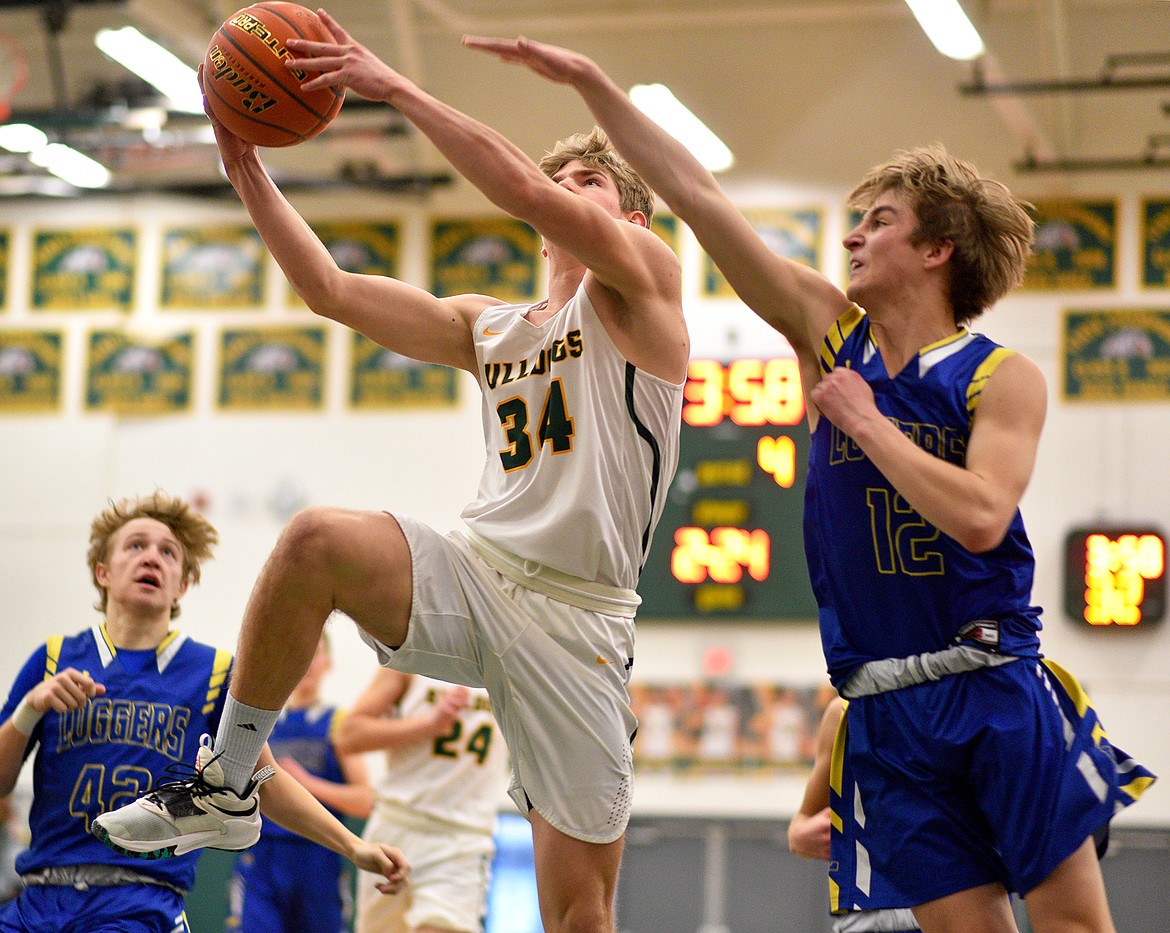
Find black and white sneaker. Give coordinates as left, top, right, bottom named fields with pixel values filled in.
left=92, top=735, right=274, bottom=859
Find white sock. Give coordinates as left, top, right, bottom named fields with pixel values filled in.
left=213, top=694, right=280, bottom=794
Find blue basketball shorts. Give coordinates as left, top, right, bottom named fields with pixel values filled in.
left=0, top=882, right=188, bottom=933
left=828, top=657, right=1155, bottom=910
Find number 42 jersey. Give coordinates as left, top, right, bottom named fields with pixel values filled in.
left=0, top=623, right=231, bottom=892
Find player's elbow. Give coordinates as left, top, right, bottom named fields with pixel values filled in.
left=333, top=714, right=381, bottom=756
left=667, top=173, right=724, bottom=224
left=332, top=725, right=361, bottom=757
left=352, top=787, right=375, bottom=821
left=952, top=510, right=1013, bottom=554
left=297, top=271, right=354, bottom=324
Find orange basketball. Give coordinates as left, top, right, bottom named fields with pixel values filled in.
left=203, top=2, right=344, bottom=148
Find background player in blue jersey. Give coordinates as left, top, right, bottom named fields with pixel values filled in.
left=466, top=37, right=1158, bottom=933
left=790, top=697, right=919, bottom=933
left=227, top=633, right=374, bottom=933
left=0, top=492, right=407, bottom=933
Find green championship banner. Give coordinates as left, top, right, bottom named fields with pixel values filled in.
left=431, top=217, right=538, bottom=302
left=350, top=333, right=458, bottom=409
left=1141, top=199, right=1170, bottom=288
left=160, top=226, right=265, bottom=309
left=85, top=330, right=193, bottom=414
left=1063, top=308, right=1170, bottom=401
left=1023, top=199, right=1116, bottom=290
left=651, top=214, right=679, bottom=255
left=0, top=330, right=61, bottom=413
left=289, top=222, right=401, bottom=305
left=704, top=207, right=822, bottom=297
left=218, top=326, right=325, bottom=410
left=32, top=227, right=136, bottom=310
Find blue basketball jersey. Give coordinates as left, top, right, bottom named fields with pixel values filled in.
left=260, top=703, right=347, bottom=842
left=806, top=306, right=1043, bottom=686
left=0, top=624, right=232, bottom=892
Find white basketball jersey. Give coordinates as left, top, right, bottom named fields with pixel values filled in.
left=373, top=675, right=508, bottom=833
left=462, top=284, right=683, bottom=590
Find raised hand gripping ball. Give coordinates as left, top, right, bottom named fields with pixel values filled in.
left=204, top=2, right=344, bottom=147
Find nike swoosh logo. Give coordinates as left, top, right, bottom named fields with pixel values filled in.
left=211, top=798, right=259, bottom=818
left=596, top=655, right=613, bottom=665
left=482, top=325, right=506, bottom=337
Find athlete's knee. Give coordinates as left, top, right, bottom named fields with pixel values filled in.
left=276, top=507, right=349, bottom=564
left=543, top=892, right=616, bottom=933
left=546, top=908, right=614, bottom=933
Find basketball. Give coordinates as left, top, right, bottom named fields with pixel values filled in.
left=203, top=2, right=344, bottom=148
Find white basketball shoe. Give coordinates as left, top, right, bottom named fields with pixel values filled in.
left=92, top=734, right=275, bottom=859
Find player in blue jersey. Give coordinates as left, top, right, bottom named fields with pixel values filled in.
left=92, top=12, right=687, bottom=933
left=466, top=38, right=1158, bottom=933
left=790, top=697, right=919, bottom=933
left=227, top=634, right=373, bottom=933
left=0, top=492, right=406, bottom=933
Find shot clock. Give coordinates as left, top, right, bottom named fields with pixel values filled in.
left=1064, top=527, right=1166, bottom=627
left=638, top=357, right=817, bottom=620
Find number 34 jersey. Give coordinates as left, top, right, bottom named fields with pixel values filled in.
left=0, top=623, right=231, bottom=892
left=374, top=676, right=508, bottom=834
left=461, top=283, right=683, bottom=591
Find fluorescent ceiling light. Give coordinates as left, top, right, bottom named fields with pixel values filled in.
left=29, top=143, right=111, bottom=188
left=629, top=83, right=734, bottom=173
left=0, top=123, right=110, bottom=188
left=0, top=123, right=48, bottom=153
left=904, top=0, right=985, bottom=60
left=95, top=26, right=202, bottom=113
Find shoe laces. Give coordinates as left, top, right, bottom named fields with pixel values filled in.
left=146, top=754, right=238, bottom=807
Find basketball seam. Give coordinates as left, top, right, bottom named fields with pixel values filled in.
left=233, top=3, right=344, bottom=111
left=204, top=3, right=345, bottom=147
left=249, top=2, right=343, bottom=107
left=217, top=27, right=329, bottom=123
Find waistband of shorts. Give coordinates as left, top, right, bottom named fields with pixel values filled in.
left=839, top=644, right=1019, bottom=698
left=832, top=906, right=922, bottom=932
left=372, top=796, right=497, bottom=837
left=21, top=864, right=185, bottom=896
left=460, top=529, right=641, bottom=618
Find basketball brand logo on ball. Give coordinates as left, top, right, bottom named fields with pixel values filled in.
left=203, top=1, right=344, bottom=148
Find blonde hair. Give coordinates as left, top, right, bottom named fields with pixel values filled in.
left=87, top=491, right=218, bottom=619
left=848, top=145, right=1034, bottom=326
left=539, top=126, right=656, bottom=222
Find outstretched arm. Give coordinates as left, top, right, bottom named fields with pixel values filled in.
left=256, top=746, right=407, bottom=893
left=287, top=13, right=686, bottom=381
left=276, top=745, right=374, bottom=820
left=463, top=36, right=849, bottom=372
left=197, top=66, right=486, bottom=373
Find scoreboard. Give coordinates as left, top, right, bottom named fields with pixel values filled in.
left=1064, top=527, right=1166, bottom=627
left=638, top=357, right=817, bottom=621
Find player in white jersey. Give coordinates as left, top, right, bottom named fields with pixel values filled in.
left=336, top=671, right=508, bottom=933
left=92, top=12, right=687, bottom=933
